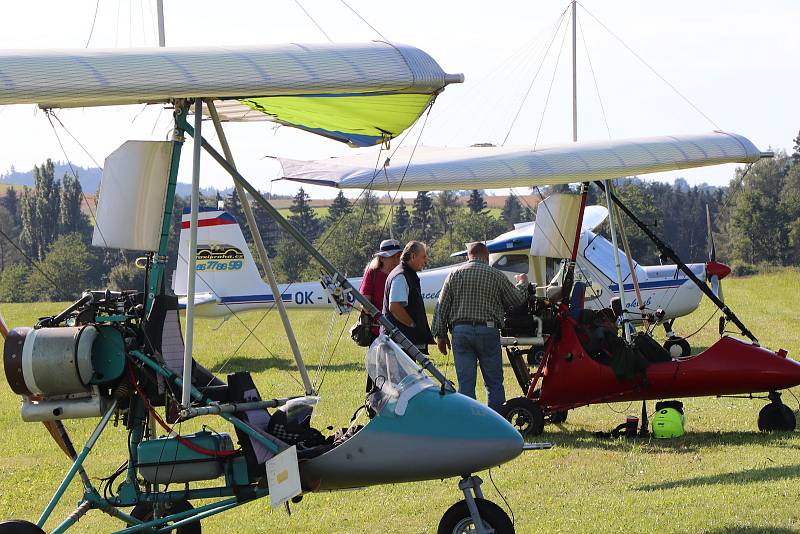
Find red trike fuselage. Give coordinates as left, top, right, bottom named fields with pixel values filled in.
left=536, top=316, right=800, bottom=412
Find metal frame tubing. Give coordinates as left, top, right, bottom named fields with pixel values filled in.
left=37, top=400, right=119, bottom=528
left=129, top=350, right=280, bottom=454
left=145, top=110, right=186, bottom=314
left=206, top=100, right=314, bottom=395
left=593, top=180, right=758, bottom=343
left=178, top=117, right=454, bottom=392
left=111, top=490, right=266, bottom=534
left=182, top=97, right=203, bottom=408
left=602, top=179, right=633, bottom=340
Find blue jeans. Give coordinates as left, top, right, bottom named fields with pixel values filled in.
left=451, top=324, right=505, bottom=412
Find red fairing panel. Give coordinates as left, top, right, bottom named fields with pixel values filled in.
left=538, top=318, right=800, bottom=411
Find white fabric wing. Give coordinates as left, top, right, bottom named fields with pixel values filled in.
left=0, top=42, right=461, bottom=109
left=278, top=131, right=765, bottom=190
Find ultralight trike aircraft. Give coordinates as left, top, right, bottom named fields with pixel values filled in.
left=0, top=43, right=541, bottom=534
left=277, top=132, right=800, bottom=436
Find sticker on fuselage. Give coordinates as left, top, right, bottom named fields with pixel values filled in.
left=195, top=244, right=244, bottom=272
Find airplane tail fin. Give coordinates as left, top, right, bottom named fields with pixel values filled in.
left=172, top=208, right=266, bottom=299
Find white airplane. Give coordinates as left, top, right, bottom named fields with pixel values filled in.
left=174, top=199, right=730, bottom=356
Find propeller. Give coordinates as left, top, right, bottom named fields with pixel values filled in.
left=705, top=205, right=730, bottom=302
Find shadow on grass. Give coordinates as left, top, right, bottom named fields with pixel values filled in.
left=637, top=463, right=800, bottom=491
left=209, top=356, right=362, bottom=373
left=527, top=429, right=798, bottom=454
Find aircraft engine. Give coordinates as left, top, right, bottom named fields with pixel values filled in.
left=3, top=292, right=132, bottom=422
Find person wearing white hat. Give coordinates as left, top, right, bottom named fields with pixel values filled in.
left=359, top=239, right=403, bottom=337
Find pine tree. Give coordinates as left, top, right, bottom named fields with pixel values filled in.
left=59, top=172, right=87, bottom=237
left=500, top=194, right=522, bottom=227
left=2, top=187, right=19, bottom=224
left=225, top=188, right=251, bottom=243
left=432, top=190, right=459, bottom=238
left=411, top=191, right=433, bottom=241
left=287, top=187, right=320, bottom=241
left=393, top=197, right=411, bottom=237
left=18, top=187, right=36, bottom=258
left=793, top=130, right=800, bottom=164
left=357, top=190, right=382, bottom=225
left=19, top=160, right=61, bottom=261
left=327, top=190, right=352, bottom=223
left=522, top=206, right=535, bottom=222
left=251, top=196, right=280, bottom=258
left=467, top=189, right=487, bottom=213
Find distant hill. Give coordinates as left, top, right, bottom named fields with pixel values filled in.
left=0, top=162, right=224, bottom=198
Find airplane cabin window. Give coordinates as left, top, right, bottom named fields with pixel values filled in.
left=492, top=254, right=529, bottom=274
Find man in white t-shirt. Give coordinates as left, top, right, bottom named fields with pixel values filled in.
left=381, top=241, right=434, bottom=353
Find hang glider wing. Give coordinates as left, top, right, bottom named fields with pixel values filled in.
left=0, top=43, right=462, bottom=147
left=278, top=131, right=766, bottom=188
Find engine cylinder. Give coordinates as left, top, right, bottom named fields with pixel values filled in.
left=4, top=326, right=98, bottom=396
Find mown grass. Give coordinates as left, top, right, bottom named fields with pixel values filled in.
left=1, top=270, right=799, bottom=533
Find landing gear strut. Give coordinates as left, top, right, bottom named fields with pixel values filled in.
left=662, top=322, right=691, bottom=358
left=758, top=391, right=797, bottom=432
left=438, top=475, right=514, bottom=534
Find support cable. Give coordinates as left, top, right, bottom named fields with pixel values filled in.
left=294, top=0, right=333, bottom=42
left=45, top=111, right=109, bottom=249
left=85, top=0, right=101, bottom=47
left=578, top=2, right=720, bottom=130
left=339, top=0, right=389, bottom=41
left=502, top=5, right=570, bottom=146
left=181, top=119, right=455, bottom=390
left=533, top=10, right=571, bottom=151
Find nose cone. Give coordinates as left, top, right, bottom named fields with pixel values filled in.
left=706, top=260, right=731, bottom=280
left=385, top=388, right=524, bottom=475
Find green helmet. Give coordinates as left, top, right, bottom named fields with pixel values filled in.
left=652, top=407, right=685, bottom=438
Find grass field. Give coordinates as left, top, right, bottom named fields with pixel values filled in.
left=1, top=270, right=799, bottom=533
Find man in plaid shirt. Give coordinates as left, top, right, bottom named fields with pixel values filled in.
left=432, top=242, right=529, bottom=411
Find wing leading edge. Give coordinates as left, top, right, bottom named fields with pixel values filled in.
left=0, top=42, right=463, bottom=147
left=278, top=131, right=767, bottom=188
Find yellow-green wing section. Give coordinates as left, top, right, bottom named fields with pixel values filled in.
left=240, top=93, right=433, bottom=147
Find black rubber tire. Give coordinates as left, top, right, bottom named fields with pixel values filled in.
left=0, top=520, right=45, bottom=534
left=548, top=410, right=568, bottom=424
left=500, top=397, right=545, bottom=437
left=758, top=402, right=797, bottom=432
left=437, top=498, right=514, bottom=534
left=130, top=500, right=201, bottom=534
left=663, top=337, right=691, bottom=358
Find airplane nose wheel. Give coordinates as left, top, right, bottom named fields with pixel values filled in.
left=438, top=475, right=514, bottom=534
left=499, top=397, right=545, bottom=437
left=758, top=391, right=797, bottom=432
left=663, top=336, right=691, bottom=358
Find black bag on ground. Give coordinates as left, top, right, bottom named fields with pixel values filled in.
left=350, top=313, right=377, bottom=347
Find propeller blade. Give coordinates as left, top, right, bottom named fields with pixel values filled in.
left=706, top=204, right=716, bottom=262
left=710, top=274, right=724, bottom=303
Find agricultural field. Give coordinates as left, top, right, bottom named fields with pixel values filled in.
left=0, top=270, right=799, bottom=533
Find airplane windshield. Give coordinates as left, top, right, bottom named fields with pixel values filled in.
left=366, top=336, right=437, bottom=416
left=491, top=254, right=529, bottom=274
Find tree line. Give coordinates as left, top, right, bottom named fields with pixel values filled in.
left=0, top=134, right=798, bottom=302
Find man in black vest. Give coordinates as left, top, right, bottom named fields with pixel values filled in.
left=382, top=241, right=434, bottom=354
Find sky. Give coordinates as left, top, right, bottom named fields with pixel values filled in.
left=0, top=0, right=797, bottom=199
